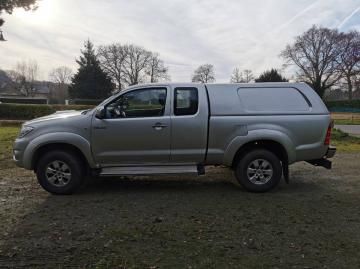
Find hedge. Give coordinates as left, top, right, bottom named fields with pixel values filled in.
left=0, top=104, right=95, bottom=120
left=325, top=100, right=360, bottom=113
left=0, top=97, right=48, bottom=104
left=70, top=99, right=103, bottom=105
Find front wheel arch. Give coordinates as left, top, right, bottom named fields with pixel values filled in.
left=36, top=150, right=85, bottom=194
left=32, top=143, right=89, bottom=173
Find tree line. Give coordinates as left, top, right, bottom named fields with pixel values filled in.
left=1, top=21, right=359, bottom=100
left=191, top=65, right=287, bottom=84
left=69, top=40, right=170, bottom=99
left=1, top=40, right=171, bottom=100
left=193, top=26, right=359, bottom=99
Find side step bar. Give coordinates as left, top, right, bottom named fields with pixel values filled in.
left=100, top=165, right=205, bottom=176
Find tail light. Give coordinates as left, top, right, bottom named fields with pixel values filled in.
left=324, top=122, right=333, bottom=145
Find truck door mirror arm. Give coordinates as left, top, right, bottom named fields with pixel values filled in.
left=95, top=107, right=106, bottom=119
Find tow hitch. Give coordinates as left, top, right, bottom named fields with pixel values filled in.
left=306, top=146, right=336, bottom=170
left=307, top=158, right=332, bottom=169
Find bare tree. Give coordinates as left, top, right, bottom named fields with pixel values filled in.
left=97, top=43, right=170, bottom=88
left=243, top=69, right=254, bottom=83
left=146, top=53, right=170, bottom=83
left=49, top=66, right=73, bottom=84
left=191, top=64, right=215, bottom=83
left=98, top=44, right=127, bottom=90
left=338, top=31, right=360, bottom=100
left=14, top=60, right=39, bottom=96
left=15, top=61, right=26, bottom=79
left=6, top=70, right=21, bottom=82
left=27, top=59, right=38, bottom=84
left=122, top=44, right=151, bottom=86
left=6, top=69, right=24, bottom=93
left=230, top=67, right=244, bottom=83
left=281, top=25, right=343, bottom=97
left=49, top=66, right=73, bottom=103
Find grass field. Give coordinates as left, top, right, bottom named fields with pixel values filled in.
left=331, top=112, right=360, bottom=125
left=331, top=128, right=360, bottom=151
left=0, top=127, right=19, bottom=169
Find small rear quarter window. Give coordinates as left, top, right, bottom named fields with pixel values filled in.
left=174, top=87, right=199, bottom=116
left=237, top=87, right=310, bottom=112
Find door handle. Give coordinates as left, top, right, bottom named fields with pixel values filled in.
left=94, top=126, right=107, bottom=130
left=152, top=122, right=168, bottom=131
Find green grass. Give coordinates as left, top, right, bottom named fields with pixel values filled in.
left=332, top=128, right=360, bottom=151
left=0, top=127, right=20, bottom=169
left=333, top=119, right=360, bottom=125
left=1, top=127, right=359, bottom=171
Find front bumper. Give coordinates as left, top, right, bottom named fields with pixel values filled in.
left=306, top=146, right=337, bottom=170
left=13, top=137, right=28, bottom=168
left=13, top=149, right=24, bottom=168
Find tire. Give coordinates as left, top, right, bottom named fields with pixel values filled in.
left=234, top=149, right=282, bottom=192
left=36, top=150, right=84, bottom=194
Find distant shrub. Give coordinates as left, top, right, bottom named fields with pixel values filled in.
left=0, top=97, right=48, bottom=104
left=0, top=104, right=95, bottom=120
left=325, top=100, right=360, bottom=112
left=51, top=104, right=94, bottom=111
left=70, top=99, right=103, bottom=105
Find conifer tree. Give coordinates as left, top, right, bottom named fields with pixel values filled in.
left=69, top=40, right=113, bottom=99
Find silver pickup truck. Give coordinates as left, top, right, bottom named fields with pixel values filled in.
left=13, top=82, right=336, bottom=194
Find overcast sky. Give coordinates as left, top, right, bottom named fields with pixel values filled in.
left=1, top=0, right=359, bottom=82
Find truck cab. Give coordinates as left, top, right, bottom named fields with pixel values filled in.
left=91, top=84, right=209, bottom=165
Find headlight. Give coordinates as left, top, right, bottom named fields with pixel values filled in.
left=18, top=126, right=34, bottom=138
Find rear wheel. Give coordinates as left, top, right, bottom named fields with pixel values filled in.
left=234, top=149, right=282, bottom=192
left=36, top=150, right=84, bottom=194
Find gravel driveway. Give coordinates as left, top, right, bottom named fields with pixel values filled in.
left=0, top=153, right=359, bottom=268
left=335, top=124, right=360, bottom=137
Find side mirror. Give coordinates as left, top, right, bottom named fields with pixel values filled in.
left=95, top=107, right=106, bottom=119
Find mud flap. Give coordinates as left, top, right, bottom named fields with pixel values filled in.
left=282, top=162, right=289, bottom=184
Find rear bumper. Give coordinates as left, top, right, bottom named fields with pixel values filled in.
left=306, top=146, right=336, bottom=170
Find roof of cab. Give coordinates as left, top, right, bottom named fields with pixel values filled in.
left=125, top=82, right=328, bottom=115
left=127, top=82, right=306, bottom=89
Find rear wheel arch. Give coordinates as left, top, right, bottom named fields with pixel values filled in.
left=231, top=139, right=289, bottom=169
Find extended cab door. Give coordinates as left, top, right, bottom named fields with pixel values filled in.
left=170, top=85, right=209, bottom=163
left=91, top=87, right=171, bottom=166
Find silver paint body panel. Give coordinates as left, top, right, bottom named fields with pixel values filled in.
left=13, top=82, right=331, bottom=172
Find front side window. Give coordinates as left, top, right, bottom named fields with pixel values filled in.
left=174, top=87, right=199, bottom=116
left=106, top=88, right=167, bottom=118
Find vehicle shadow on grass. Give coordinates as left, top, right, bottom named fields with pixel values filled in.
left=0, top=174, right=329, bottom=268
left=2, top=155, right=359, bottom=267
left=78, top=172, right=323, bottom=195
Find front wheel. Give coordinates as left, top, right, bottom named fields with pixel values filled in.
left=36, top=150, right=84, bottom=194
left=234, top=149, right=282, bottom=192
